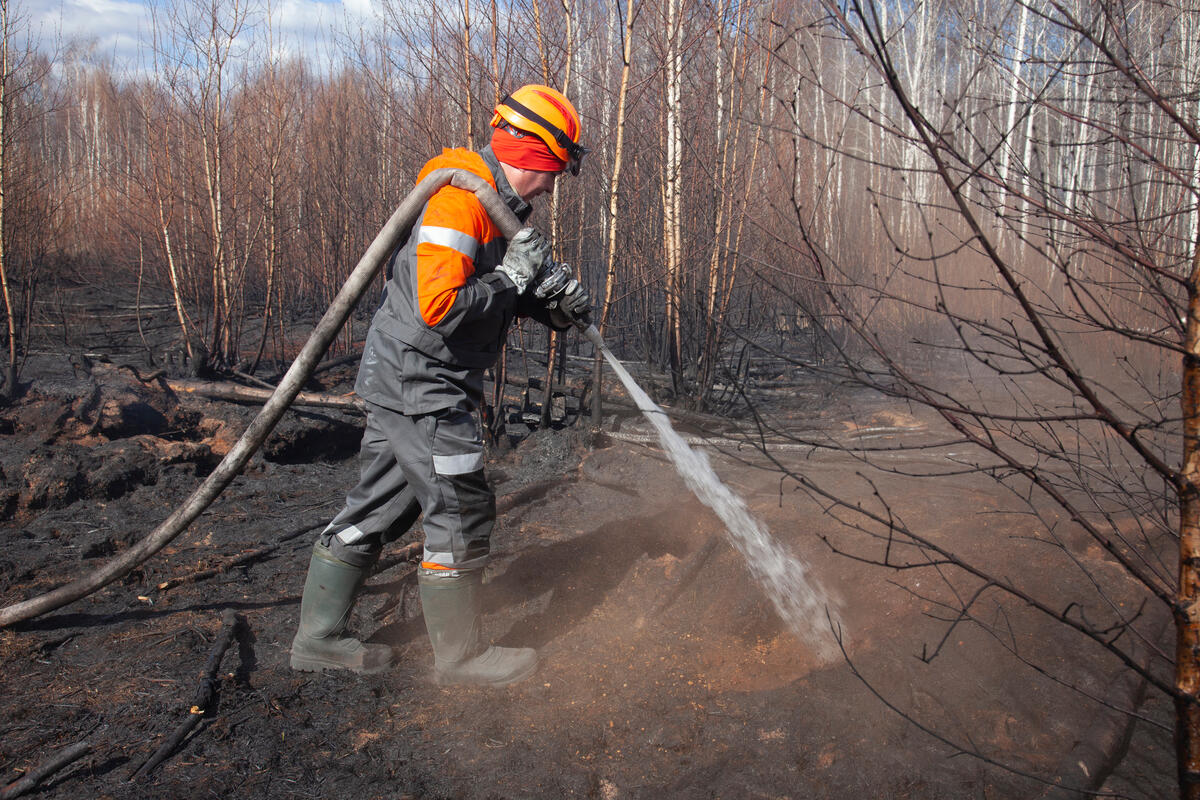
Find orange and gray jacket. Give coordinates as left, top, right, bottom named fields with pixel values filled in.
left=355, top=145, right=561, bottom=415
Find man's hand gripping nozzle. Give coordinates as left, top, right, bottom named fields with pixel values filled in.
left=532, top=259, right=595, bottom=333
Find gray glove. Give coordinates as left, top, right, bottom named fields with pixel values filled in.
left=497, top=227, right=551, bottom=294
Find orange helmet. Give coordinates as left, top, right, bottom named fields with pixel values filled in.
left=491, top=85, right=588, bottom=175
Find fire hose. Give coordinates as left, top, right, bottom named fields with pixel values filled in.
left=0, top=168, right=589, bottom=628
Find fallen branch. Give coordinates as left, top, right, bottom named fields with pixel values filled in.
left=268, top=352, right=364, bottom=384
left=167, top=379, right=365, bottom=413
left=495, top=477, right=574, bottom=514
left=603, top=428, right=822, bottom=453
left=156, top=520, right=327, bottom=593
left=231, top=369, right=276, bottom=391
left=311, top=352, right=363, bottom=377
left=115, top=363, right=167, bottom=384
left=169, top=377, right=589, bottom=413
left=131, top=609, right=243, bottom=781
left=0, top=742, right=91, bottom=800
left=371, top=540, right=424, bottom=576
left=369, top=568, right=418, bottom=622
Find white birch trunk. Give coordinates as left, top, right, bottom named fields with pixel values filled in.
left=0, top=0, right=12, bottom=395
left=663, top=0, right=683, bottom=381
left=600, top=0, right=636, bottom=334
left=998, top=0, right=1030, bottom=214
left=462, top=0, right=474, bottom=150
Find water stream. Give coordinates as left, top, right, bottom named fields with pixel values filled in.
left=582, top=325, right=842, bottom=659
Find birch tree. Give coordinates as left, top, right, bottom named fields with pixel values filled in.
left=661, top=0, right=683, bottom=390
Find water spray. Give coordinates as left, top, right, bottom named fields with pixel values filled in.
left=562, top=306, right=841, bottom=659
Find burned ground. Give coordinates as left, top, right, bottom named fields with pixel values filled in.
left=0, top=287, right=1175, bottom=799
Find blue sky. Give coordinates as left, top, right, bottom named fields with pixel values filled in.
left=20, top=0, right=374, bottom=70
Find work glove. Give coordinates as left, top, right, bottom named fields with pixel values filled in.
left=532, top=260, right=592, bottom=326
left=497, top=227, right=551, bottom=294
left=558, top=280, right=592, bottom=322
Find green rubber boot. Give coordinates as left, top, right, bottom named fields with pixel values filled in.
left=290, top=543, right=392, bottom=674
left=418, top=567, right=537, bottom=687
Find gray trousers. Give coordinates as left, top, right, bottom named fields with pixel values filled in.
left=320, top=401, right=495, bottom=570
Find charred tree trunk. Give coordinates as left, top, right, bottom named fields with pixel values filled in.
left=0, top=0, right=13, bottom=401
left=540, top=327, right=557, bottom=428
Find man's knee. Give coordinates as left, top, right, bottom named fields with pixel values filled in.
left=319, top=524, right=383, bottom=568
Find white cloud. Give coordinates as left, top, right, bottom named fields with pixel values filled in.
left=15, top=0, right=368, bottom=72
left=21, top=0, right=153, bottom=66
left=341, top=0, right=371, bottom=20
left=273, top=0, right=335, bottom=34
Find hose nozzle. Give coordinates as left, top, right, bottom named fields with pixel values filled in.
left=533, top=259, right=592, bottom=328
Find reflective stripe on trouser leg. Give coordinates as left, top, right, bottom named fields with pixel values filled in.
left=319, top=406, right=422, bottom=567
left=378, top=408, right=494, bottom=570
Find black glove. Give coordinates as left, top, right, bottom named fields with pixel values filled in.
left=558, top=279, right=592, bottom=322
left=532, top=260, right=573, bottom=301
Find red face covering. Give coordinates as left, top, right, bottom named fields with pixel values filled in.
left=491, top=125, right=566, bottom=173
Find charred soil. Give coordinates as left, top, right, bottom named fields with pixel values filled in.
left=0, top=284, right=1174, bottom=799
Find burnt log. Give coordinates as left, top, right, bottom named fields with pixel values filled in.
left=167, top=379, right=365, bottom=413
left=0, top=742, right=91, bottom=800
left=131, top=609, right=244, bottom=780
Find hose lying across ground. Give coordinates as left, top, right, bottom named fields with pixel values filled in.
left=0, top=169, right=525, bottom=628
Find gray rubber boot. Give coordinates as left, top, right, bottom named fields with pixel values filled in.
left=290, top=543, right=392, bottom=674
left=418, top=567, right=537, bottom=687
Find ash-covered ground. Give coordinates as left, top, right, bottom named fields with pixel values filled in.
left=0, top=284, right=1174, bottom=799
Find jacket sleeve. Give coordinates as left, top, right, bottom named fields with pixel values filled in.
left=414, top=186, right=517, bottom=330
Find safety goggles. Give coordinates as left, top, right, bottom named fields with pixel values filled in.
left=500, top=94, right=590, bottom=176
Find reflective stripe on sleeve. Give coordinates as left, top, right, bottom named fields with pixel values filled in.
left=417, top=225, right=479, bottom=260
left=432, top=451, right=484, bottom=476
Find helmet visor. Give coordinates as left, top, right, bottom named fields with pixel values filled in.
left=563, top=140, right=589, bottom=176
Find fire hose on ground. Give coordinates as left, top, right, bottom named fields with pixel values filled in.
left=0, top=168, right=589, bottom=628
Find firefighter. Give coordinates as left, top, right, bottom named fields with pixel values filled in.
left=290, top=85, right=590, bottom=685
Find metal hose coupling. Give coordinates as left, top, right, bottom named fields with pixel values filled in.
left=532, top=260, right=575, bottom=302
left=532, top=259, right=593, bottom=329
